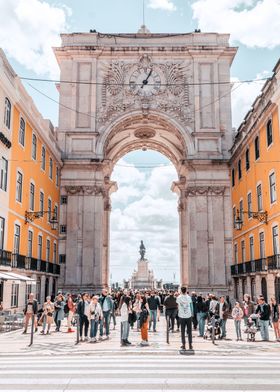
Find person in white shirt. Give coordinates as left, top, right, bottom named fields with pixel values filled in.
left=176, top=287, right=193, bottom=350
left=120, top=296, right=132, bottom=347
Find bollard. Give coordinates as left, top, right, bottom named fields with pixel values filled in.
left=166, top=315, right=170, bottom=344
left=28, top=314, right=35, bottom=347
left=75, top=314, right=80, bottom=345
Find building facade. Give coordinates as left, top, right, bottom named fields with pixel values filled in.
left=55, top=29, right=237, bottom=293
left=0, top=49, right=62, bottom=311
left=230, top=59, right=280, bottom=303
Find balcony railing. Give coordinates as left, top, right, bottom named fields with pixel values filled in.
left=231, top=255, right=280, bottom=276
left=0, top=251, right=60, bottom=275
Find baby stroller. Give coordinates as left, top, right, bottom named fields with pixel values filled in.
left=203, top=314, right=222, bottom=344
left=244, top=314, right=259, bottom=342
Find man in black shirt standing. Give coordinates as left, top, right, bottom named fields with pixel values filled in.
left=147, top=291, right=160, bottom=332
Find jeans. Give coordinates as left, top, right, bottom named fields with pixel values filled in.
left=165, top=309, right=177, bottom=331
left=220, top=319, right=227, bottom=337
left=179, top=317, right=192, bottom=349
left=149, top=309, right=157, bottom=331
left=121, top=320, right=129, bottom=340
left=234, top=319, right=242, bottom=339
left=136, top=312, right=141, bottom=330
left=110, top=310, right=116, bottom=327
left=90, top=319, right=99, bottom=338
left=79, top=315, right=89, bottom=337
left=100, top=311, right=111, bottom=336
left=197, top=312, right=206, bottom=336
left=259, top=320, right=269, bottom=341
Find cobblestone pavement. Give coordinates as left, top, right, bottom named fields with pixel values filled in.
left=0, top=316, right=279, bottom=357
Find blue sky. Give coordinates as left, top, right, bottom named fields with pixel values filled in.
left=1, top=0, right=280, bottom=283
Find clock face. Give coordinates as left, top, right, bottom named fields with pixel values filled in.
left=129, top=68, right=161, bottom=97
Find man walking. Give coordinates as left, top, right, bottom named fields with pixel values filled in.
left=219, top=296, right=229, bottom=339
left=23, top=293, right=38, bottom=334
left=147, top=291, right=160, bottom=332
left=164, top=290, right=178, bottom=332
left=256, top=296, right=270, bottom=341
left=176, top=287, right=193, bottom=350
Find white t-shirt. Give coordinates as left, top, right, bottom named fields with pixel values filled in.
left=176, top=294, right=192, bottom=318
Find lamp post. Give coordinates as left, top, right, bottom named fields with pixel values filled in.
left=25, top=209, right=58, bottom=230
left=234, top=209, right=268, bottom=231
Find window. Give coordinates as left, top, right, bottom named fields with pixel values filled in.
left=11, top=283, right=19, bottom=307
left=46, top=239, right=50, bottom=262
left=269, top=172, right=277, bottom=203
left=54, top=205, right=58, bottom=221
left=267, top=119, right=273, bottom=146
left=27, top=230, right=33, bottom=258
left=53, top=242, right=57, bottom=263
left=19, top=118, right=25, bottom=146
left=247, top=192, right=252, bottom=218
left=60, top=225, right=67, bottom=234
left=39, top=191, right=44, bottom=215
left=273, top=226, right=279, bottom=255
left=60, top=195, right=67, bottom=205
left=56, top=167, right=59, bottom=187
left=59, top=254, right=66, bottom=264
left=245, top=148, right=250, bottom=171
left=16, top=171, right=23, bottom=202
left=29, top=183, right=35, bottom=211
left=41, top=146, right=46, bottom=171
left=0, top=217, right=5, bottom=249
left=255, top=136, right=260, bottom=160
left=257, top=184, right=262, bottom=211
left=0, top=157, right=8, bottom=191
left=238, top=159, right=242, bottom=179
left=13, top=225, right=20, bottom=254
left=239, top=199, right=244, bottom=222
left=49, top=158, right=53, bottom=179
left=233, top=207, right=236, bottom=228
left=234, top=243, right=238, bottom=264
left=231, top=168, right=235, bottom=187
left=31, top=134, right=37, bottom=160
left=25, top=284, right=32, bottom=304
left=259, top=232, right=265, bottom=259
left=38, top=235, right=42, bottom=261
left=36, top=277, right=41, bottom=302
left=4, top=97, right=11, bottom=129
left=241, top=240, right=245, bottom=262
left=47, top=199, right=52, bottom=222
left=249, top=237, right=254, bottom=261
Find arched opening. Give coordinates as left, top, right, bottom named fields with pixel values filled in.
left=261, top=277, right=267, bottom=302
left=250, top=278, right=256, bottom=302
left=109, top=150, right=180, bottom=289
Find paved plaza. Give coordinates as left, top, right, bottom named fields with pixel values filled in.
left=0, top=317, right=280, bottom=391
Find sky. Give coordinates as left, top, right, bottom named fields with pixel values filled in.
left=0, top=0, right=280, bottom=283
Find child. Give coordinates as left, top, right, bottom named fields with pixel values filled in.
left=232, top=301, right=244, bottom=341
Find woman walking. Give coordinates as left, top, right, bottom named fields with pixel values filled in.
left=120, top=296, right=132, bottom=346
left=77, top=293, right=90, bottom=341
left=89, top=295, right=102, bottom=343
left=196, top=295, right=208, bottom=337
left=133, top=292, right=142, bottom=332
left=41, top=296, right=54, bottom=335
left=139, top=295, right=150, bottom=346
left=54, top=294, right=65, bottom=332
left=232, top=302, right=244, bottom=341
left=270, top=297, right=280, bottom=341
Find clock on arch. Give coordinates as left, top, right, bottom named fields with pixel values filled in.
left=129, top=66, right=161, bottom=97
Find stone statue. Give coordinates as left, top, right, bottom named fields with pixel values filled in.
left=139, top=240, right=146, bottom=260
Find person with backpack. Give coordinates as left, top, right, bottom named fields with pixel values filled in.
left=176, top=287, right=193, bottom=351
left=139, top=295, right=150, bottom=346
left=164, top=290, right=178, bottom=333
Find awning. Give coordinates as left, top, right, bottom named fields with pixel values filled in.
left=0, top=271, right=36, bottom=284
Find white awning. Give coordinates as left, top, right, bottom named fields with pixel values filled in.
left=0, top=271, right=36, bottom=284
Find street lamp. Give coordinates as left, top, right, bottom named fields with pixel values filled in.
left=234, top=209, right=268, bottom=231
left=25, top=209, right=58, bottom=230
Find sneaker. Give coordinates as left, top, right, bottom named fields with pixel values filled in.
left=125, top=340, right=132, bottom=345
left=189, top=344, right=193, bottom=350
left=22, top=331, right=27, bottom=334
left=104, top=335, right=109, bottom=340
left=98, top=336, right=103, bottom=341
left=180, top=345, right=186, bottom=350
left=90, top=338, right=97, bottom=343
left=140, top=340, right=149, bottom=346
left=84, top=337, right=90, bottom=342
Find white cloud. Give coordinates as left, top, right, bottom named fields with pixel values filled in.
left=110, top=160, right=180, bottom=283
left=148, top=0, right=177, bottom=11
left=192, top=0, right=280, bottom=48
left=0, top=0, right=70, bottom=77
left=231, top=72, right=269, bottom=128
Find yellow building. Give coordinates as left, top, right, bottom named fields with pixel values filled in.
left=230, top=59, right=280, bottom=303
left=0, top=49, right=62, bottom=310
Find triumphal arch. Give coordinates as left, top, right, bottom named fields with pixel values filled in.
left=54, top=27, right=237, bottom=293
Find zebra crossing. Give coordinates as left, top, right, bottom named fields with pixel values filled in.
left=0, top=353, right=280, bottom=391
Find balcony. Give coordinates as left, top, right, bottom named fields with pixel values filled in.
left=231, top=256, right=280, bottom=276
left=0, top=250, right=60, bottom=275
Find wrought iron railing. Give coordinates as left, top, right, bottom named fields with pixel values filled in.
left=231, top=255, right=280, bottom=276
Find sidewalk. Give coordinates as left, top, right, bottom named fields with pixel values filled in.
left=0, top=317, right=279, bottom=357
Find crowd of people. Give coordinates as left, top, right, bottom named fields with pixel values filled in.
left=22, top=287, right=280, bottom=350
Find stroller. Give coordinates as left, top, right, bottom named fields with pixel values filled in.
left=203, top=314, right=222, bottom=343
left=244, top=314, right=259, bottom=342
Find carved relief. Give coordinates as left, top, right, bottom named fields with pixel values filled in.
left=65, top=185, right=105, bottom=196
left=97, top=56, right=194, bottom=129
left=185, top=186, right=226, bottom=197
left=134, top=128, right=156, bottom=139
